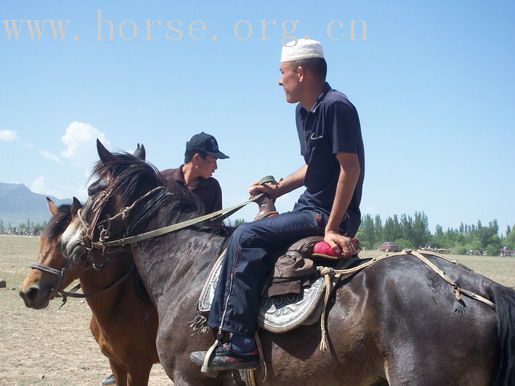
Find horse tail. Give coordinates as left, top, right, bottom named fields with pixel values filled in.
left=492, top=284, right=515, bottom=386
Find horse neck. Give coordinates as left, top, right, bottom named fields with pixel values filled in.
left=132, top=225, right=225, bottom=314
left=79, top=250, right=134, bottom=315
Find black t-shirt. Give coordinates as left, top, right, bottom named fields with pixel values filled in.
left=294, top=82, right=365, bottom=236
left=160, top=166, right=223, bottom=214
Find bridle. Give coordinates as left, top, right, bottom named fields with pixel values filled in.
left=27, top=186, right=144, bottom=306
left=28, top=181, right=257, bottom=306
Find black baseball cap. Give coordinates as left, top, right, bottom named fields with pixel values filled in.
left=186, top=132, right=229, bottom=159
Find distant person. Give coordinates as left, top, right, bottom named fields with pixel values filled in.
left=161, top=132, right=229, bottom=213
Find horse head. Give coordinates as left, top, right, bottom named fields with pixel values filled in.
left=20, top=141, right=153, bottom=309
left=19, top=197, right=82, bottom=309
left=60, top=140, right=176, bottom=267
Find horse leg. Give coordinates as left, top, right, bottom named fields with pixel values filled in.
left=110, top=360, right=128, bottom=386
left=126, top=361, right=152, bottom=386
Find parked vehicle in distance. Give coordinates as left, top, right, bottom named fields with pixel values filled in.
left=378, top=241, right=401, bottom=252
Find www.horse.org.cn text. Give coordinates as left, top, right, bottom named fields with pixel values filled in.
left=1, top=9, right=368, bottom=43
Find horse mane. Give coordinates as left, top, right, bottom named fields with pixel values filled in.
left=91, top=152, right=209, bottom=235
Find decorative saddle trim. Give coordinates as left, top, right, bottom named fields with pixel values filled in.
left=197, top=249, right=326, bottom=333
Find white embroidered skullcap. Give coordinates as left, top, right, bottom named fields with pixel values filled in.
left=280, top=38, right=324, bottom=63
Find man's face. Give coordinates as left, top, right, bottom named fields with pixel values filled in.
left=279, top=62, right=301, bottom=103
left=196, top=154, right=218, bottom=179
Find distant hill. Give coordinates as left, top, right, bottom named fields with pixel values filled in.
left=0, top=183, right=71, bottom=226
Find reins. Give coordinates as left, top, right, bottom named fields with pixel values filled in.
left=86, top=193, right=261, bottom=249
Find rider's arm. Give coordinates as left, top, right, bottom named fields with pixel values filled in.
left=324, top=152, right=360, bottom=255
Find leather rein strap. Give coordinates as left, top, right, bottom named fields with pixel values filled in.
left=92, top=194, right=261, bottom=248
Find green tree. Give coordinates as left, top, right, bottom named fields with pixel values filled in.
left=357, top=214, right=376, bottom=249
left=383, top=217, right=397, bottom=242
left=505, top=225, right=515, bottom=249
left=374, top=215, right=383, bottom=243
left=411, top=211, right=431, bottom=248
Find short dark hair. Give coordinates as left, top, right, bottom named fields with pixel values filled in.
left=295, top=57, right=327, bottom=81
left=184, top=150, right=207, bottom=164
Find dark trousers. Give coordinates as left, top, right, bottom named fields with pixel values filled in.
left=207, top=209, right=327, bottom=336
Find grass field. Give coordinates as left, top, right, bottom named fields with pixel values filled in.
left=1, top=234, right=514, bottom=385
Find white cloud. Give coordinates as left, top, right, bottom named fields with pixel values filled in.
left=0, top=130, right=17, bottom=141
left=30, top=176, right=62, bottom=198
left=30, top=176, right=46, bottom=194
left=61, top=121, right=110, bottom=176
left=30, top=176, right=87, bottom=200
left=38, top=150, right=63, bottom=164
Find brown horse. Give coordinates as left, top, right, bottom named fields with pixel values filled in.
left=19, top=197, right=159, bottom=385
left=19, top=147, right=159, bottom=386
left=59, top=142, right=515, bottom=386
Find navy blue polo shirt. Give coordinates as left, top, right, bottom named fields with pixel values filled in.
left=294, top=82, right=365, bottom=236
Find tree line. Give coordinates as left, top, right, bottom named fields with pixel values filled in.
left=3, top=213, right=515, bottom=257
left=356, top=211, right=515, bottom=256
left=0, top=218, right=46, bottom=235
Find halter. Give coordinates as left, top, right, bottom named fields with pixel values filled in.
left=27, top=186, right=135, bottom=306
left=28, top=183, right=257, bottom=306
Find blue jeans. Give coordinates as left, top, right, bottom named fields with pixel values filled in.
left=207, top=209, right=327, bottom=336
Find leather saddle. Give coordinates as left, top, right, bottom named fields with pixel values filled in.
left=197, top=236, right=361, bottom=333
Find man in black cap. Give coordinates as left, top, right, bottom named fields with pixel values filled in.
left=161, top=132, right=229, bottom=214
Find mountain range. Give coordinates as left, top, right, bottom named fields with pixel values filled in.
left=0, top=182, right=71, bottom=226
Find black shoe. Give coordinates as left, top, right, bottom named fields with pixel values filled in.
left=190, top=343, right=259, bottom=371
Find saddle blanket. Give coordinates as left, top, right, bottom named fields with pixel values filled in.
left=197, top=250, right=325, bottom=333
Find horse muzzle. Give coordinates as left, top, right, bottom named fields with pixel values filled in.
left=19, top=283, right=52, bottom=309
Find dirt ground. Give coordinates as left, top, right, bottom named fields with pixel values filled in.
left=1, top=234, right=515, bottom=385
left=0, top=235, right=170, bottom=386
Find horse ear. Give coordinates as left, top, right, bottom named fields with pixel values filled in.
left=71, top=197, right=82, bottom=215
left=46, top=197, right=59, bottom=216
left=134, top=143, right=146, bottom=160
left=97, top=139, right=115, bottom=164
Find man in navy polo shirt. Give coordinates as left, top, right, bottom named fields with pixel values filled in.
left=192, top=38, right=365, bottom=371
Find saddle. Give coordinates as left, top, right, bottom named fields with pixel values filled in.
left=197, top=236, right=361, bottom=333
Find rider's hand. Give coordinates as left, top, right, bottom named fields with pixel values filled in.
left=324, top=230, right=357, bottom=257
left=249, top=181, right=281, bottom=200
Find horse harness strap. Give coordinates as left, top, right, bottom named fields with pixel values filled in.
left=317, top=249, right=495, bottom=309
left=315, top=249, right=495, bottom=351
left=28, top=261, right=136, bottom=307
left=396, top=250, right=494, bottom=309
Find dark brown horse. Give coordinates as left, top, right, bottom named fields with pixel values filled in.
left=19, top=148, right=160, bottom=386
left=58, top=143, right=515, bottom=386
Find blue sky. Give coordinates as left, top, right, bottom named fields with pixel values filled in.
left=1, top=0, right=514, bottom=233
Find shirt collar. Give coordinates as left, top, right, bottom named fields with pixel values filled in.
left=170, top=165, right=186, bottom=183
left=311, top=82, right=332, bottom=112
left=300, top=82, right=332, bottom=114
